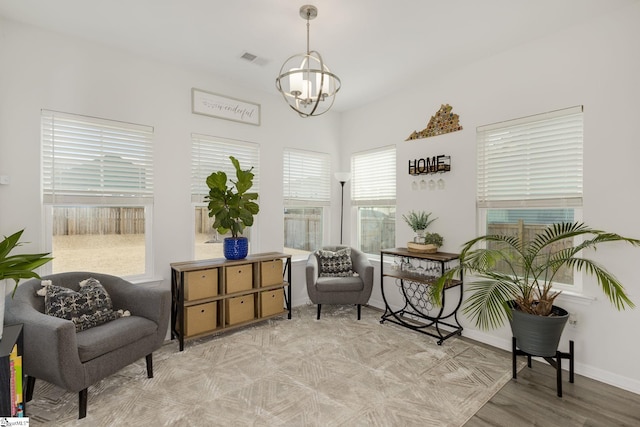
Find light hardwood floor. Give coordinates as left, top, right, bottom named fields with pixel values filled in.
left=465, top=352, right=640, bottom=426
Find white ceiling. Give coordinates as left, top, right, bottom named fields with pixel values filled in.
left=0, top=0, right=636, bottom=112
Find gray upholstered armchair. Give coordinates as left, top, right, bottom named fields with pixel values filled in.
left=306, top=246, right=374, bottom=320
left=4, top=272, right=170, bottom=419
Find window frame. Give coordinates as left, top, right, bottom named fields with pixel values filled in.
left=41, top=110, right=154, bottom=279
left=191, top=134, right=260, bottom=260
left=476, top=106, right=584, bottom=292
left=283, top=148, right=331, bottom=257
left=351, top=145, right=397, bottom=256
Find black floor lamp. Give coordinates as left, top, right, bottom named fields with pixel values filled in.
left=334, top=172, right=351, bottom=244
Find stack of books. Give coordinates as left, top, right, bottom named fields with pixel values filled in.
left=6, top=344, right=24, bottom=417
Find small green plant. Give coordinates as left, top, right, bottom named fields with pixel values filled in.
left=205, top=156, right=260, bottom=238
left=423, top=232, right=443, bottom=247
left=402, top=210, right=437, bottom=232
left=0, top=229, right=53, bottom=297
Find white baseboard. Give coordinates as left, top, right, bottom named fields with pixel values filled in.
left=458, top=328, right=512, bottom=352
left=292, top=297, right=309, bottom=308
left=368, top=298, right=386, bottom=311
left=574, top=362, right=640, bottom=395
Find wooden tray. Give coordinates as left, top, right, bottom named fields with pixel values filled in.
left=407, top=242, right=438, bottom=253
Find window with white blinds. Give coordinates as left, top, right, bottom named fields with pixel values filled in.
left=351, top=146, right=396, bottom=206
left=283, top=149, right=330, bottom=206
left=191, top=134, right=260, bottom=204
left=42, top=110, right=154, bottom=205
left=476, top=106, right=583, bottom=208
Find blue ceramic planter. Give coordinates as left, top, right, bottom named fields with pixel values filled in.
left=223, top=237, right=249, bottom=260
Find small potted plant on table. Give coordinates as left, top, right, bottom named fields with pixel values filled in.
left=402, top=210, right=442, bottom=253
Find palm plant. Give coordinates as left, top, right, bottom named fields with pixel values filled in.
left=433, top=222, right=639, bottom=330
left=1, top=229, right=53, bottom=297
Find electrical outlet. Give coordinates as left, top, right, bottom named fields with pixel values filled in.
left=0, top=175, right=10, bottom=185
left=568, top=312, right=578, bottom=327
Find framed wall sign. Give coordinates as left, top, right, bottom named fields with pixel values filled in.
left=191, top=88, right=261, bottom=126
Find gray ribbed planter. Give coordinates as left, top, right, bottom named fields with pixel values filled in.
left=509, top=302, right=569, bottom=357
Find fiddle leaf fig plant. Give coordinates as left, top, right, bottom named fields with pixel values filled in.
left=0, top=229, right=53, bottom=297
left=205, top=156, right=259, bottom=238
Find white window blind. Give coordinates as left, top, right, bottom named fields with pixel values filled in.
left=191, top=134, right=260, bottom=203
left=283, top=149, right=330, bottom=206
left=42, top=110, right=154, bottom=205
left=351, top=146, right=396, bottom=206
left=477, top=106, right=583, bottom=208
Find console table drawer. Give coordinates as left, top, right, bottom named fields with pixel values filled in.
left=225, top=294, right=255, bottom=325
left=260, top=259, right=283, bottom=287
left=185, top=302, right=217, bottom=336
left=260, top=289, right=284, bottom=317
left=225, top=264, right=253, bottom=293
left=184, top=268, right=218, bottom=301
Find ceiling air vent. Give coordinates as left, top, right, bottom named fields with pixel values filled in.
left=241, top=52, right=258, bottom=62
left=240, top=52, right=268, bottom=66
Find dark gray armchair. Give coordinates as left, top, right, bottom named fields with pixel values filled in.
left=4, top=272, right=170, bottom=419
left=306, top=246, right=374, bottom=319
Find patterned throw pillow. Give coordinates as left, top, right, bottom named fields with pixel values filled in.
left=73, top=309, right=124, bottom=332
left=316, top=247, right=356, bottom=277
left=77, top=278, right=114, bottom=314
left=37, top=278, right=129, bottom=332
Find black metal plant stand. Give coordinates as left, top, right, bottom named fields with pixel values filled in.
left=512, top=337, right=575, bottom=397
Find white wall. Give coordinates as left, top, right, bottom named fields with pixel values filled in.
left=0, top=18, right=342, bottom=308
left=342, top=3, right=640, bottom=393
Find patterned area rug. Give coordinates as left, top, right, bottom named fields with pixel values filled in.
left=26, top=305, right=522, bottom=426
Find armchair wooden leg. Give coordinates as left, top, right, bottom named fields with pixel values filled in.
left=26, top=376, right=35, bottom=402
left=79, top=388, right=88, bottom=419
left=146, top=353, right=154, bottom=378
left=317, top=304, right=322, bottom=320
left=357, top=304, right=361, bottom=320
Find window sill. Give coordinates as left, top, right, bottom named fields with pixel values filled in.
left=290, top=254, right=311, bottom=264
left=555, top=290, right=596, bottom=306
left=366, top=254, right=382, bottom=263
left=128, top=276, right=164, bottom=287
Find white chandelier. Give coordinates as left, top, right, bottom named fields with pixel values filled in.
left=275, top=5, right=341, bottom=118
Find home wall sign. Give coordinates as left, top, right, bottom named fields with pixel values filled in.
left=408, top=155, right=451, bottom=176
left=405, top=104, right=462, bottom=140
left=192, top=88, right=261, bottom=126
